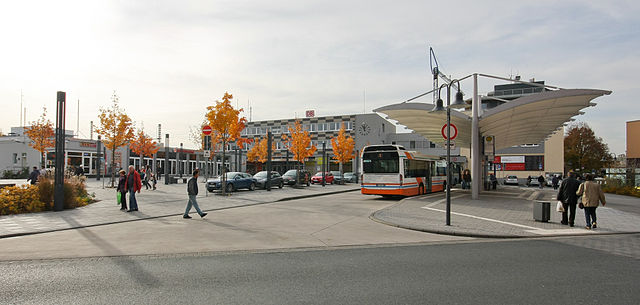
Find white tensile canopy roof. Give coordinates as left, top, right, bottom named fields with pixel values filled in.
left=374, top=88, right=611, bottom=150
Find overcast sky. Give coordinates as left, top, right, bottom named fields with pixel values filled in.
left=1, top=0, right=638, bottom=154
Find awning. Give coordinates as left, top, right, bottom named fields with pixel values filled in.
left=375, top=88, right=611, bottom=150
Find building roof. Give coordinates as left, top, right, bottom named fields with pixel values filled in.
left=375, top=88, right=611, bottom=150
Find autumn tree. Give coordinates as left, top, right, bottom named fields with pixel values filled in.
left=24, top=107, right=55, bottom=168
left=331, top=123, right=355, bottom=184
left=564, top=123, right=610, bottom=175
left=95, top=92, right=135, bottom=187
left=247, top=137, right=275, bottom=164
left=129, top=128, right=159, bottom=168
left=282, top=120, right=317, bottom=186
left=205, top=92, right=250, bottom=194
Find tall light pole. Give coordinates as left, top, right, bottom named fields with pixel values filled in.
left=431, top=80, right=465, bottom=225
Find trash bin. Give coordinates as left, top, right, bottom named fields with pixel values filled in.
left=533, top=201, right=550, bottom=222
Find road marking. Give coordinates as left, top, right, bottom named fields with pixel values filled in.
left=422, top=194, right=468, bottom=208
left=421, top=206, right=540, bottom=230
left=525, top=228, right=596, bottom=235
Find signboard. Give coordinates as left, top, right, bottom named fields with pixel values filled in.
left=449, top=156, right=467, bottom=163
left=204, top=150, right=211, bottom=158
left=504, top=163, right=525, bottom=171
left=202, top=125, right=212, bottom=135
left=447, top=140, right=455, bottom=149
left=305, top=110, right=315, bottom=118
left=501, top=156, right=525, bottom=163
left=494, top=156, right=501, bottom=163
left=441, top=123, right=458, bottom=140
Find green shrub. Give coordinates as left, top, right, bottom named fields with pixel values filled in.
left=0, top=176, right=93, bottom=215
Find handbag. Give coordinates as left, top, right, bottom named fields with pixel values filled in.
left=556, top=201, right=565, bottom=213
left=117, top=192, right=121, bottom=205
left=579, top=202, right=584, bottom=209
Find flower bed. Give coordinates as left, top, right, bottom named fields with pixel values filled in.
left=0, top=176, right=95, bottom=215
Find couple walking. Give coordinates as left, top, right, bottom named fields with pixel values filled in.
left=117, top=166, right=141, bottom=212
left=556, top=172, right=606, bottom=229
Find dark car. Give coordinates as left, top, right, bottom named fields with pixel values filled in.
left=311, top=172, right=334, bottom=184
left=206, top=172, right=257, bottom=192
left=282, top=169, right=311, bottom=186
left=253, top=171, right=284, bottom=189
left=343, top=172, right=356, bottom=183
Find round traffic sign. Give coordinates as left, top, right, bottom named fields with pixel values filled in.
left=202, top=125, right=212, bottom=135
left=441, top=123, right=458, bottom=140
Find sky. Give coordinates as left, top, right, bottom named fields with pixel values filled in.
left=1, top=0, right=639, bottom=154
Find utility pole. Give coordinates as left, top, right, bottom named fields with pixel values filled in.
left=267, top=131, right=272, bottom=191
left=54, top=91, right=66, bottom=212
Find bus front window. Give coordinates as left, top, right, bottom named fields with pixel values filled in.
left=363, top=152, right=399, bottom=173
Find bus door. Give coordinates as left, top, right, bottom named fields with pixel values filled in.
left=425, top=162, right=433, bottom=192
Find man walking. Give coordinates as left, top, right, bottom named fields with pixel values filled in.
left=184, top=169, right=207, bottom=219
left=125, top=165, right=142, bottom=212
left=27, top=166, right=40, bottom=185
left=557, top=171, right=581, bottom=227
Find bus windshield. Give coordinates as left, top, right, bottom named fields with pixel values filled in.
left=363, top=152, right=399, bottom=173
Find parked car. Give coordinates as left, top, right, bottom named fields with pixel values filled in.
left=504, top=175, right=519, bottom=185
left=282, top=169, right=311, bottom=186
left=311, top=172, right=334, bottom=184
left=253, top=171, right=284, bottom=189
left=343, top=172, right=356, bottom=183
left=206, top=172, right=257, bottom=192
left=330, top=171, right=343, bottom=184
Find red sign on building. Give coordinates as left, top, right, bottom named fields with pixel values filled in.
left=305, top=110, right=315, bottom=118
left=504, top=163, right=525, bottom=171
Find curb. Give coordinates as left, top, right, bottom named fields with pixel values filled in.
left=369, top=196, right=640, bottom=239
left=0, top=187, right=360, bottom=240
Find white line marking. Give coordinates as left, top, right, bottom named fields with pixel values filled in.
left=421, top=206, right=540, bottom=230
left=422, top=194, right=468, bottom=208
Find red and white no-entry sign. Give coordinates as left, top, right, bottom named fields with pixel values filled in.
left=441, top=123, right=458, bottom=140
left=202, top=125, right=213, bottom=135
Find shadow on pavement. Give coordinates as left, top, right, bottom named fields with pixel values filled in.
left=61, top=216, right=161, bottom=288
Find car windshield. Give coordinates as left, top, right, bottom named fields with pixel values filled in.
left=314, top=172, right=327, bottom=176
left=508, top=176, right=517, bottom=179
left=330, top=171, right=341, bottom=176
left=283, top=170, right=297, bottom=177
left=254, top=172, right=267, bottom=178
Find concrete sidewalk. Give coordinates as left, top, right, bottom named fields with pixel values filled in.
left=371, top=186, right=640, bottom=238
left=0, top=179, right=360, bottom=238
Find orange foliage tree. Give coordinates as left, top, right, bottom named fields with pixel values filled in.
left=247, top=137, right=275, bottom=164
left=205, top=92, right=250, bottom=194
left=24, top=107, right=55, bottom=168
left=331, top=123, right=355, bottom=184
left=129, top=128, right=159, bottom=166
left=281, top=120, right=317, bottom=185
left=95, top=92, right=135, bottom=187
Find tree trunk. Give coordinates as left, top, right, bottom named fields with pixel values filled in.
left=221, top=140, right=227, bottom=195
left=111, top=146, right=116, bottom=187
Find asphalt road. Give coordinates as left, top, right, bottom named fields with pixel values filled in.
left=2, top=234, right=638, bottom=305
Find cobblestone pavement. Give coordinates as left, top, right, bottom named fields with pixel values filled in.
left=371, top=186, right=640, bottom=238
left=0, top=178, right=359, bottom=238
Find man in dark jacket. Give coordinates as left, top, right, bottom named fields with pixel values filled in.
left=556, top=172, right=581, bottom=226
left=27, top=166, right=40, bottom=185
left=184, top=169, right=207, bottom=219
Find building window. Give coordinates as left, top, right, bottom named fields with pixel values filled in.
left=430, top=142, right=436, bottom=148
left=409, top=141, right=415, bottom=149
left=382, top=123, right=385, bottom=133
left=310, top=124, right=316, bottom=132
left=13, top=153, right=18, bottom=164
left=318, top=123, right=327, bottom=131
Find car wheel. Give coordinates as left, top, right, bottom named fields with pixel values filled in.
left=249, top=183, right=255, bottom=191
left=279, top=181, right=283, bottom=188
left=225, top=183, right=234, bottom=193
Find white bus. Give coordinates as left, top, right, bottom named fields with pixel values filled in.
left=360, top=144, right=446, bottom=197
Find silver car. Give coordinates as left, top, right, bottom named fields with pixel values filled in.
left=504, top=175, right=519, bottom=185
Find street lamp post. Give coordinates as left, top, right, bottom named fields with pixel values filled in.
left=431, top=80, right=465, bottom=226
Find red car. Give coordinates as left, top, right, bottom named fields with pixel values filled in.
left=311, top=172, right=334, bottom=184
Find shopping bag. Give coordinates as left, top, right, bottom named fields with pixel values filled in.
left=556, top=201, right=564, bottom=212
left=117, top=192, right=121, bottom=205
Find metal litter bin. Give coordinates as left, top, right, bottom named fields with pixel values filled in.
left=533, top=201, right=550, bottom=222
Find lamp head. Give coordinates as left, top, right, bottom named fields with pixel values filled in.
left=450, top=90, right=466, bottom=109
left=430, top=98, right=445, bottom=112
